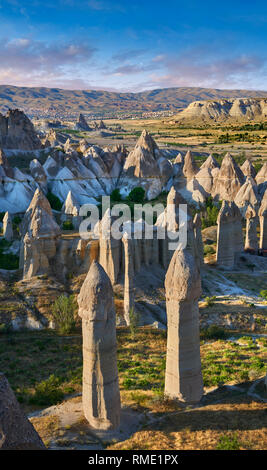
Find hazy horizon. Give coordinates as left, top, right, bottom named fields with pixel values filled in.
left=0, top=1, right=266, bottom=92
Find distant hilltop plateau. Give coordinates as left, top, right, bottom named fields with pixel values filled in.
left=0, top=84, right=266, bottom=118
left=172, top=97, right=267, bottom=124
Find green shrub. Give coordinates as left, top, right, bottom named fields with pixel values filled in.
left=205, top=296, right=216, bottom=307
left=110, top=188, right=122, bottom=202
left=216, top=433, right=241, bottom=450
left=200, top=325, right=227, bottom=340
left=0, top=252, right=19, bottom=270
left=51, top=295, right=77, bottom=334
left=259, top=290, right=267, bottom=300
left=29, top=374, right=64, bottom=406
left=204, top=245, right=215, bottom=255
left=62, top=220, right=74, bottom=230
left=46, top=191, right=63, bottom=211
left=127, top=187, right=145, bottom=203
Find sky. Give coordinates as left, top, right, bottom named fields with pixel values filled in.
left=0, top=0, right=266, bottom=92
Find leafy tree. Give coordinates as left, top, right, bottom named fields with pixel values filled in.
left=127, top=187, right=145, bottom=203
left=46, top=191, right=63, bottom=211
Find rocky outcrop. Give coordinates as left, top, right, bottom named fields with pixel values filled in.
left=216, top=201, right=243, bottom=268
left=259, top=190, right=267, bottom=250
left=213, top=152, right=244, bottom=200
left=234, top=177, right=259, bottom=216
left=77, top=260, right=120, bottom=430
left=98, top=209, right=122, bottom=284
left=245, top=205, right=258, bottom=252
left=76, top=113, right=92, bottom=131
left=193, top=213, right=204, bottom=268
left=122, top=234, right=134, bottom=325
left=183, top=150, right=199, bottom=181
left=241, top=159, right=256, bottom=178
left=21, top=189, right=61, bottom=279
left=2, top=211, right=13, bottom=241
left=256, top=162, right=267, bottom=185
left=121, top=130, right=172, bottom=199
left=61, top=190, right=81, bottom=229
left=0, top=373, right=45, bottom=449
left=0, top=109, right=42, bottom=150
left=177, top=98, right=267, bottom=123
left=164, top=249, right=203, bottom=403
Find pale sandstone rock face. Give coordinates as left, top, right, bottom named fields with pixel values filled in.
left=195, top=166, right=213, bottom=194
left=0, top=109, right=41, bottom=150
left=216, top=201, right=243, bottom=268
left=213, top=152, right=244, bottom=200
left=122, top=234, right=134, bottom=326
left=0, top=373, right=45, bottom=449
left=2, top=211, right=13, bottom=241
left=61, top=190, right=81, bottom=229
left=77, top=260, right=120, bottom=430
left=241, top=159, right=256, bottom=178
left=193, top=213, right=204, bottom=268
left=182, top=150, right=199, bottom=181
left=21, top=189, right=61, bottom=279
left=98, top=209, right=122, bottom=284
left=164, top=249, right=203, bottom=403
left=216, top=201, right=235, bottom=268
left=177, top=98, right=267, bottom=122
left=121, top=130, right=172, bottom=199
left=256, top=162, right=267, bottom=185
left=245, top=205, right=259, bottom=252
left=234, top=177, right=259, bottom=216
left=259, top=189, right=267, bottom=250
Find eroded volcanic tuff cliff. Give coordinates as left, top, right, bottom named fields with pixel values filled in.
left=175, top=98, right=267, bottom=123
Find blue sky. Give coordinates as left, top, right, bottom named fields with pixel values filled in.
left=0, top=0, right=266, bottom=91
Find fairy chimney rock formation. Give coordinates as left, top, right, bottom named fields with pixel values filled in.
left=3, top=211, right=13, bottom=241
left=122, top=233, right=134, bottom=325
left=213, top=152, right=244, bottom=200
left=124, top=129, right=160, bottom=178
left=77, top=260, right=121, bottom=430
left=241, top=159, right=256, bottom=179
left=183, top=150, right=199, bottom=181
left=21, top=188, right=61, bottom=279
left=0, top=109, right=42, bottom=150
left=0, top=373, right=45, bottom=449
left=76, top=113, right=92, bottom=131
left=259, top=190, right=267, bottom=250
left=216, top=201, right=235, bottom=268
left=193, top=213, right=204, bottom=267
left=245, top=205, right=259, bottom=252
left=256, top=162, right=267, bottom=185
left=164, top=249, right=203, bottom=403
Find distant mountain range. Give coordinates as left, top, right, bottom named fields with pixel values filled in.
left=0, top=84, right=266, bottom=118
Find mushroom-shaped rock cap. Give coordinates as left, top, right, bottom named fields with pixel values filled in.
left=165, top=249, right=201, bottom=302
left=78, top=260, right=114, bottom=320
